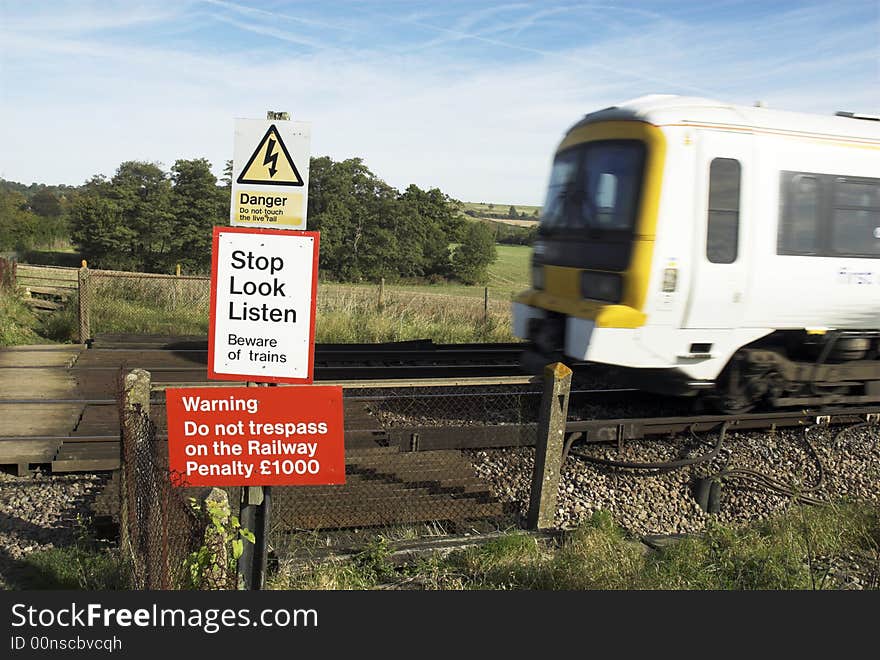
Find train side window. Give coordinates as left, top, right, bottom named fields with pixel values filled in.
left=830, top=178, right=880, bottom=258
left=778, top=173, right=820, bottom=254
left=706, top=158, right=741, bottom=264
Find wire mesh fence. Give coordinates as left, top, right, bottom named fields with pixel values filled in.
left=119, top=405, right=237, bottom=590
left=265, top=385, right=542, bottom=561
left=356, top=383, right=543, bottom=430
left=118, top=377, right=556, bottom=588
left=89, top=270, right=212, bottom=337
left=38, top=263, right=513, bottom=341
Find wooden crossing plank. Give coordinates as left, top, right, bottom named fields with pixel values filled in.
left=0, top=439, right=62, bottom=463
left=71, top=404, right=119, bottom=436
left=74, top=349, right=208, bottom=369
left=24, top=298, right=64, bottom=311
left=0, top=403, right=83, bottom=436
left=52, top=440, right=121, bottom=472
left=0, top=368, right=79, bottom=400
left=0, top=347, right=82, bottom=369
left=51, top=458, right=120, bottom=472
left=20, top=284, right=74, bottom=296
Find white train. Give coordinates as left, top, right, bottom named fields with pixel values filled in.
left=513, top=95, right=880, bottom=411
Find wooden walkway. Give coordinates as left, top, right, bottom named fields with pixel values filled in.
left=0, top=341, right=388, bottom=473
left=2, top=338, right=503, bottom=528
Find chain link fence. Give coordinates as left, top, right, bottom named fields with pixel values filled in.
left=267, top=385, right=542, bottom=565
left=119, top=404, right=237, bottom=589
left=118, top=375, right=559, bottom=587
left=26, top=263, right=512, bottom=341
left=88, top=269, right=212, bottom=337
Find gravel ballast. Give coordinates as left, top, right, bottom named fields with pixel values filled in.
left=0, top=470, right=108, bottom=589
left=468, top=422, right=880, bottom=534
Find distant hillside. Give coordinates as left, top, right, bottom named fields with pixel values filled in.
left=459, top=201, right=540, bottom=246
left=0, top=178, right=79, bottom=200
left=461, top=201, right=541, bottom=226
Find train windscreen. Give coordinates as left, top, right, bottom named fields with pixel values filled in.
left=540, top=140, right=645, bottom=235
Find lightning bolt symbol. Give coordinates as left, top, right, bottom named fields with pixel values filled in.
left=263, top=138, right=279, bottom=177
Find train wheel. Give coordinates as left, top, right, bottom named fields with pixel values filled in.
left=708, top=355, right=758, bottom=414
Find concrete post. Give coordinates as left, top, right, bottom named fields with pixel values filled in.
left=119, top=368, right=151, bottom=585
left=527, top=362, right=572, bottom=530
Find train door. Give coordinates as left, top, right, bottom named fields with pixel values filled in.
left=683, top=130, right=752, bottom=329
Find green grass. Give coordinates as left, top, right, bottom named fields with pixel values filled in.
left=329, top=244, right=531, bottom=302
left=462, top=201, right=542, bottom=219
left=4, top=245, right=532, bottom=344
left=14, top=537, right=128, bottom=590
left=0, top=289, right=47, bottom=346
left=269, top=503, right=880, bottom=590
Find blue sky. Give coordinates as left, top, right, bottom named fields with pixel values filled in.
left=1, top=1, right=878, bottom=205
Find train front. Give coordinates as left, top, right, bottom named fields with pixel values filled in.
left=513, top=115, right=666, bottom=372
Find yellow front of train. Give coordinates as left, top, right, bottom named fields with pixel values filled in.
left=513, top=118, right=667, bottom=368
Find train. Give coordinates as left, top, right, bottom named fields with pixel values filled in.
left=513, top=95, right=880, bottom=412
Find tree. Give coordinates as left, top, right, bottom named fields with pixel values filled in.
left=0, top=190, right=39, bottom=251
left=398, top=185, right=463, bottom=277
left=69, top=178, right=139, bottom=270
left=307, top=157, right=400, bottom=281
left=508, top=205, right=518, bottom=219
left=106, top=161, right=175, bottom=272
left=30, top=189, right=61, bottom=218
left=221, top=160, right=234, bottom=188
left=69, top=160, right=230, bottom=273
left=169, top=158, right=227, bottom=272
left=452, top=222, right=497, bottom=285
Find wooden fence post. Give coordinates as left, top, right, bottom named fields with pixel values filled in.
left=77, top=261, right=91, bottom=344
left=483, top=286, right=489, bottom=323
left=527, top=362, right=572, bottom=530
left=377, top=277, right=385, bottom=311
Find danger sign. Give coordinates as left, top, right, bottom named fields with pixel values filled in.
left=166, top=386, right=345, bottom=487
left=208, top=226, right=319, bottom=383
left=231, top=119, right=311, bottom=230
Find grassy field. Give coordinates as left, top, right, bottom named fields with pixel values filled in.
left=5, top=245, right=533, bottom=344
left=463, top=201, right=541, bottom=218
left=327, top=244, right=531, bottom=302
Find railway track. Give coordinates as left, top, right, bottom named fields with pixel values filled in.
left=85, top=334, right=543, bottom=380
left=0, top=337, right=880, bottom=552
left=2, top=334, right=878, bottom=467
left=2, top=335, right=879, bottom=536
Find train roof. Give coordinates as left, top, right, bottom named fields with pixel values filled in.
left=572, top=95, right=880, bottom=141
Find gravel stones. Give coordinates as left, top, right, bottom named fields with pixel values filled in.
left=0, top=469, right=108, bottom=589
left=468, top=422, right=880, bottom=536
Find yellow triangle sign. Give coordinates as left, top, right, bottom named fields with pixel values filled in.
left=236, top=124, right=304, bottom=186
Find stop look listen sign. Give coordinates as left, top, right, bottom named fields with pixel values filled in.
left=208, top=226, right=319, bottom=383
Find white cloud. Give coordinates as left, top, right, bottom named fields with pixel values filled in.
left=0, top=1, right=877, bottom=204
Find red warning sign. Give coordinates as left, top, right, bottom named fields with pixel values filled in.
left=165, top=386, right=345, bottom=487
